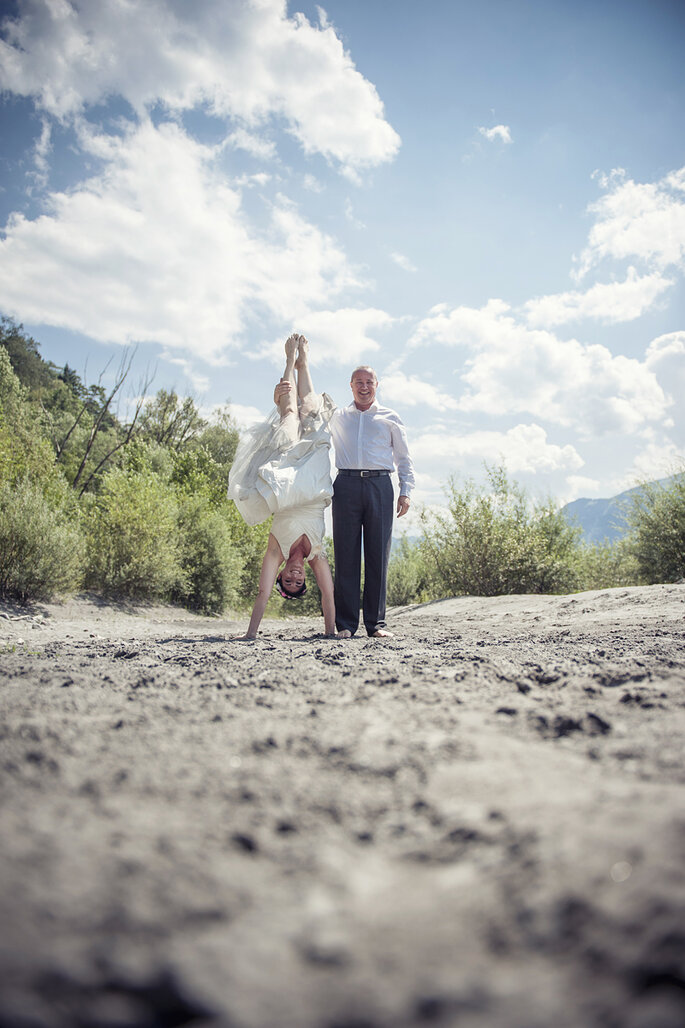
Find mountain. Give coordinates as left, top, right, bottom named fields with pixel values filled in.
left=561, top=477, right=675, bottom=544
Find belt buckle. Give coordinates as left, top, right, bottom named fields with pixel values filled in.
left=360, top=470, right=369, bottom=477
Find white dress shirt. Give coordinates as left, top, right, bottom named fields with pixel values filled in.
left=330, top=401, right=415, bottom=497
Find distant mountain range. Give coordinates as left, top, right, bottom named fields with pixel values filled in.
left=560, top=477, right=676, bottom=544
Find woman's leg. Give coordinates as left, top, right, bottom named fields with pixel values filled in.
left=295, top=334, right=315, bottom=401
left=278, top=335, right=299, bottom=420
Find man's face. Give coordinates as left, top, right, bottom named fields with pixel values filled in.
left=351, top=370, right=377, bottom=411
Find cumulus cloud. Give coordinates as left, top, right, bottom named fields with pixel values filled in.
left=644, top=332, right=685, bottom=442
left=0, top=119, right=362, bottom=356
left=226, top=128, right=277, bottom=161
left=0, top=0, right=400, bottom=173
left=478, top=124, right=512, bottom=144
left=409, top=300, right=670, bottom=436
left=226, top=402, right=266, bottom=429
left=646, top=330, right=685, bottom=367
left=523, top=267, right=673, bottom=327
left=575, top=166, right=685, bottom=280
left=256, top=307, right=394, bottom=368
left=411, top=423, right=584, bottom=475
left=380, top=371, right=458, bottom=412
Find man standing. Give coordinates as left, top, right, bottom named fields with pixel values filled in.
left=329, top=366, right=414, bottom=638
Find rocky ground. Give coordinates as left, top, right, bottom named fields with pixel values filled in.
left=1, top=584, right=684, bottom=1028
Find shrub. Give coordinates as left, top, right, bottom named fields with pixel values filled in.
left=0, top=478, right=85, bottom=602
left=573, top=538, right=640, bottom=591
left=387, top=535, right=435, bottom=606
left=0, top=347, right=56, bottom=489
left=174, top=493, right=242, bottom=614
left=84, top=467, right=184, bottom=599
left=421, top=465, right=583, bottom=597
left=624, top=471, right=685, bottom=583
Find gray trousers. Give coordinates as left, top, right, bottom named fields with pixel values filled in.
left=332, top=472, right=394, bottom=636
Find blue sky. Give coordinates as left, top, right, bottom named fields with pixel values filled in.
left=1, top=0, right=684, bottom=523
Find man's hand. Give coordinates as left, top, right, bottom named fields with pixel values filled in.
left=273, top=379, right=292, bottom=405
left=397, top=495, right=410, bottom=518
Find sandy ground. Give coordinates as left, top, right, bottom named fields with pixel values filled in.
left=1, top=584, right=684, bottom=1028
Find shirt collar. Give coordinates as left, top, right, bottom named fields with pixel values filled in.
left=348, top=400, right=379, bottom=413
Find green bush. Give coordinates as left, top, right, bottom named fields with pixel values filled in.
left=420, top=465, right=583, bottom=597
left=387, top=535, right=435, bottom=606
left=85, top=467, right=184, bottom=599
left=0, top=347, right=56, bottom=489
left=625, top=472, right=685, bottom=583
left=0, top=478, right=85, bottom=602
left=174, top=493, right=242, bottom=614
left=573, top=538, right=640, bottom=591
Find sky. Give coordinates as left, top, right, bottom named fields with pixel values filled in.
left=1, top=0, right=684, bottom=526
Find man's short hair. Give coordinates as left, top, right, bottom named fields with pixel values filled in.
left=350, top=365, right=378, bottom=384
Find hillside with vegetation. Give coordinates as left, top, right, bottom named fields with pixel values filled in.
left=1, top=316, right=684, bottom=613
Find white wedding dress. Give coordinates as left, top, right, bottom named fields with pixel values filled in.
left=227, top=392, right=335, bottom=559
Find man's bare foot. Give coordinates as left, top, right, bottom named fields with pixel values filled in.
left=370, top=629, right=394, bottom=638
left=295, top=335, right=309, bottom=370
left=285, top=334, right=298, bottom=360
left=336, top=629, right=352, bottom=639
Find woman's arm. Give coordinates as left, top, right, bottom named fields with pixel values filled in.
left=309, top=555, right=336, bottom=636
left=244, top=535, right=283, bottom=639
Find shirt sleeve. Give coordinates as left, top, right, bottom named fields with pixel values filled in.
left=390, top=418, right=415, bottom=497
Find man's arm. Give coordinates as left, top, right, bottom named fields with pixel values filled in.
left=390, top=419, right=414, bottom=518
left=309, top=555, right=336, bottom=636
left=244, top=535, right=282, bottom=639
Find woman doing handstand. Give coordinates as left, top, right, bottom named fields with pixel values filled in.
left=227, top=334, right=336, bottom=639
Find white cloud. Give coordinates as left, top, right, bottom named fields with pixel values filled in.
left=411, top=423, right=584, bottom=475
left=27, top=117, right=52, bottom=193
left=380, top=372, right=458, bottom=412
left=646, top=330, right=685, bottom=367
left=524, top=267, right=673, bottom=327
left=575, top=165, right=685, bottom=280
left=644, top=332, right=685, bottom=443
left=478, top=124, right=512, bottom=144
left=625, top=439, right=684, bottom=484
left=389, top=251, right=417, bottom=273
left=409, top=300, right=670, bottom=436
left=256, top=307, right=394, bottom=368
left=0, top=119, right=361, bottom=357
left=227, top=128, right=277, bottom=160
left=564, top=475, right=602, bottom=500
left=226, top=402, right=266, bottom=429
left=162, top=354, right=210, bottom=394
left=0, top=0, right=400, bottom=173
left=303, top=174, right=324, bottom=193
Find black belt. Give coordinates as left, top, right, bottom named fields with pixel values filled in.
left=337, top=469, right=391, bottom=477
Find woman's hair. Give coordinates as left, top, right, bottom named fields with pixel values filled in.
left=275, top=573, right=307, bottom=600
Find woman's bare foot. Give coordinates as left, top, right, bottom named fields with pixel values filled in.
left=370, top=629, right=394, bottom=638
left=285, top=334, right=299, bottom=360
left=295, top=335, right=309, bottom=370
left=336, top=629, right=352, bottom=639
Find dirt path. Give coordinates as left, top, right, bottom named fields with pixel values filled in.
left=1, top=585, right=684, bottom=1027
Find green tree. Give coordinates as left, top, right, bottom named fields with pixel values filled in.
left=173, top=492, right=242, bottom=614
left=84, top=466, right=184, bottom=599
left=0, top=316, right=56, bottom=394
left=421, top=465, right=583, bottom=597
left=624, top=471, right=685, bottom=583
left=139, top=389, right=206, bottom=451
left=0, top=346, right=59, bottom=491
